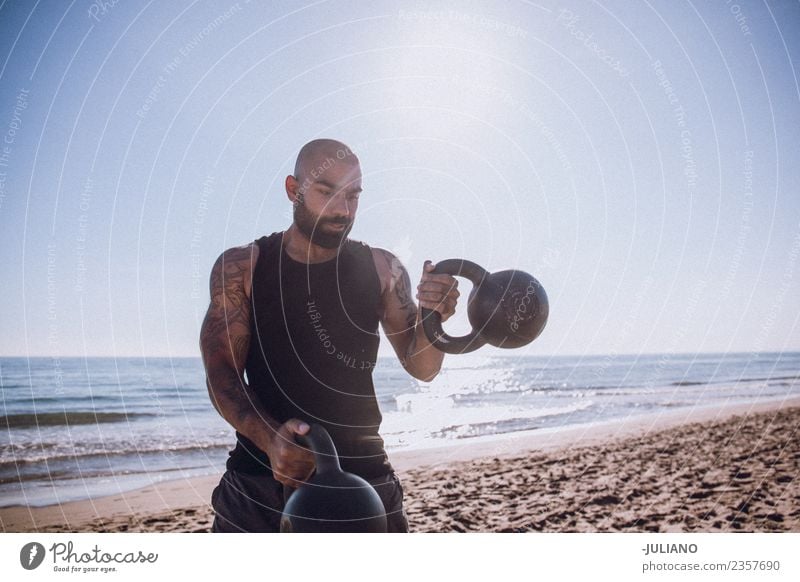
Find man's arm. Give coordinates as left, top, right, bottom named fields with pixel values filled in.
left=200, top=243, right=313, bottom=487
left=373, top=249, right=459, bottom=382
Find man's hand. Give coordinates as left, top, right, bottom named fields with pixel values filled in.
left=265, top=419, right=316, bottom=488
left=416, top=260, right=459, bottom=322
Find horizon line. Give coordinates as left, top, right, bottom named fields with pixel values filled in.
left=2, top=350, right=798, bottom=360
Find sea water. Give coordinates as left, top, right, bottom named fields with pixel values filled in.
left=1, top=352, right=798, bottom=507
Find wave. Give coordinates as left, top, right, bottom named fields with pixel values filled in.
left=0, top=411, right=154, bottom=429
left=0, top=383, right=34, bottom=390
left=670, top=375, right=800, bottom=387
left=428, top=401, right=595, bottom=440
left=0, top=462, right=219, bottom=486
left=0, top=442, right=230, bottom=467
left=383, top=396, right=595, bottom=440
left=741, top=374, right=800, bottom=383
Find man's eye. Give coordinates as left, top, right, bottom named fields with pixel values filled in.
left=320, top=190, right=332, bottom=196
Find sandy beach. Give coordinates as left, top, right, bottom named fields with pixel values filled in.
left=2, top=398, right=798, bottom=533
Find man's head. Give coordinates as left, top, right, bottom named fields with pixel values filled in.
left=286, top=139, right=362, bottom=249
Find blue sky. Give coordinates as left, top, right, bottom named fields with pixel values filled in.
left=0, top=0, right=798, bottom=358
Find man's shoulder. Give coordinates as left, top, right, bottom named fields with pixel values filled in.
left=217, top=232, right=284, bottom=264
left=344, top=238, right=392, bottom=267
left=366, top=245, right=395, bottom=269
left=216, top=241, right=260, bottom=266
left=211, top=240, right=265, bottom=298
left=344, top=236, right=371, bottom=251
left=366, top=246, right=409, bottom=297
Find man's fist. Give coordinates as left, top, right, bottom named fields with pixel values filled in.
left=416, top=260, right=460, bottom=322
left=265, top=418, right=315, bottom=488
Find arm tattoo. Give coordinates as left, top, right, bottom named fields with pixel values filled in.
left=200, top=245, right=255, bottom=423
left=384, top=251, right=417, bottom=330
left=376, top=249, right=444, bottom=381
left=386, top=252, right=419, bottom=358
left=394, top=263, right=416, bottom=319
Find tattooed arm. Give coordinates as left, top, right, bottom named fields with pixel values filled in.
left=200, top=243, right=314, bottom=486
left=372, top=249, right=459, bottom=382
left=200, top=244, right=274, bottom=443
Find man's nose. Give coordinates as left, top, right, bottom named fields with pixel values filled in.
left=328, top=192, right=352, bottom=218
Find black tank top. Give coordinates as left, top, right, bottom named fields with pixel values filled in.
left=226, top=232, right=392, bottom=479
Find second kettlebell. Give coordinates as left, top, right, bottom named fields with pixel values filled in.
left=280, top=424, right=387, bottom=533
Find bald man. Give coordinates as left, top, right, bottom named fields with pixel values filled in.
left=200, top=139, right=459, bottom=532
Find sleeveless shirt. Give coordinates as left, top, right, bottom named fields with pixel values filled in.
left=225, top=231, right=392, bottom=479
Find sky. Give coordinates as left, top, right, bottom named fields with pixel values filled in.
left=0, top=0, right=798, bottom=358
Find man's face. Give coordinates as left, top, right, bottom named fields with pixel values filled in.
left=294, top=159, right=362, bottom=249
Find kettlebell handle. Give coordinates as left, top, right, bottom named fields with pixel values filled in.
left=294, top=423, right=341, bottom=474
left=420, top=259, right=490, bottom=355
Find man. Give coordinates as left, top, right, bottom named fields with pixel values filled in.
left=200, top=139, right=460, bottom=532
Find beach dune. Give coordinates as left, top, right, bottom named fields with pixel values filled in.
left=2, top=399, right=798, bottom=533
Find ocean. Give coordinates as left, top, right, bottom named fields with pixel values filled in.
left=1, top=352, right=798, bottom=507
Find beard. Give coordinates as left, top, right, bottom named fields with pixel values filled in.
left=293, top=200, right=353, bottom=249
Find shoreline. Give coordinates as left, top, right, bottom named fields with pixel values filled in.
left=389, top=396, right=800, bottom=471
left=2, top=396, right=799, bottom=532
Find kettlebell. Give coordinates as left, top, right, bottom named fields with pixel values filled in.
left=280, top=423, right=387, bottom=533
left=421, top=259, right=548, bottom=354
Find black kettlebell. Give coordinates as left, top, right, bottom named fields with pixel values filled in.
left=280, top=424, right=387, bottom=533
left=421, top=259, right=548, bottom=354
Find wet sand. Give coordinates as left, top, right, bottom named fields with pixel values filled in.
left=2, top=399, right=798, bottom=533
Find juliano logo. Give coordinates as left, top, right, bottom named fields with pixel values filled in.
left=20, top=542, right=46, bottom=570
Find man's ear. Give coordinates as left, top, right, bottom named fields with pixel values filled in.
left=285, top=174, right=300, bottom=203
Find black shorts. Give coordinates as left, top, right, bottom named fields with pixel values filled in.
left=211, top=469, right=410, bottom=533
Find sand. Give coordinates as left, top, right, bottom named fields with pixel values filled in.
left=2, top=398, right=799, bottom=533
